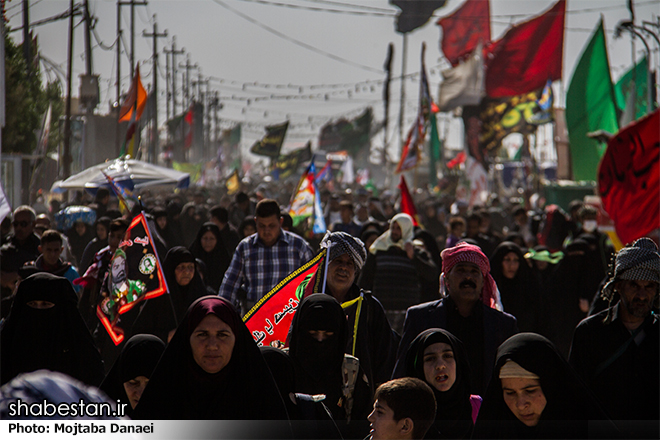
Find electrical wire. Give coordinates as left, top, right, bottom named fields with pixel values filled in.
left=210, top=0, right=383, bottom=74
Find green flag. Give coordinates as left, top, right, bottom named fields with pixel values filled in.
left=428, top=113, right=441, bottom=187
left=565, top=19, right=619, bottom=182
left=614, top=56, right=650, bottom=124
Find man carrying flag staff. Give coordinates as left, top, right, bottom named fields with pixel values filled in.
left=219, top=199, right=313, bottom=315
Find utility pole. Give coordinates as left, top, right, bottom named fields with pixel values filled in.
left=179, top=54, right=198, bottom=109
left=63, top=0, right=75, bottom=179
left=117, top=1, right=146, bottom=78
left=82, top=0, right=93, bottom=75
left=164, top=37, right=184, bottom=117
left=115, top=0, right=122, bottom=156
left=143, top=15, right=167, bottom=164
left=22, top=0, right=30, bottom=77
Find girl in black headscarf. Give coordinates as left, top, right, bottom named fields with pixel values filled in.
left=132, top=247, right=211, bottom=343
left=404, top=328, right=479, bottom=439
left=189, top=222, right=231, bottom=291
left=473, top=333, right=614, bottom=439
left=98, top=334, right=165, bottom=418
left=0, top=273, right=104, bottom=386
left=490, top=241, right=540, bottom=333
left=132, top=296, right=288, bottom=420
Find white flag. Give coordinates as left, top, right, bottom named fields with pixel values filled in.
left=437, top=44, right=485, bottom=112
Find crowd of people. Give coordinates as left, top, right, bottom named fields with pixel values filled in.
left=0, top=181, right=657, bottom=439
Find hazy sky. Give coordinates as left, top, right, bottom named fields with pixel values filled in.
left=6, top=0, right=660, bottom=160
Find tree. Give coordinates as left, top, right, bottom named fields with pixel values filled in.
left=2, top=31, right=63, bottom=155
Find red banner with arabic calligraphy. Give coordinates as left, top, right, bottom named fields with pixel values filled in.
left=96, top=212, right=168, bottom=345
left=244, top=248, right=327, bottom=347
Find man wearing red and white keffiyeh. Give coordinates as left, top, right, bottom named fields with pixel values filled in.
left=392, top=242, right=518, bottom=396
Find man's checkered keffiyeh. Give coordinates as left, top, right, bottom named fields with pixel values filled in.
left=320, top=231, right=367, bottom=270
left=603, top=237, right=660, bottom=297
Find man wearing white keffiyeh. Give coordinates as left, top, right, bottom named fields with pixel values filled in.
left=316, top=231, right=397, bottom=397
left=569, top=237, right=659, bottom=427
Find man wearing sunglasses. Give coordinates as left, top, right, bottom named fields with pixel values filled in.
left=0, top=206, right=40, bottom=268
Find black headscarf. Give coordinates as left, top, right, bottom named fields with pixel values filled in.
left=132, top=296, right=288, bottom=420
left=404, top=328, right=474, bottom=439
left=98, top=334, right=165, bottom=418
left=490, top=241, right=539, bottom=333
left=473, top=333, right=613, bottom=439
left=131, top=247, right=208, bottom=342
left=288, top=294, right=348, bottom=420
left=189, top=222, right=231, bottom=291
left=0, top=273, right=104, bottom=386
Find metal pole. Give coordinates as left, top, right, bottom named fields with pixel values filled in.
left=116, top=0, right=122, bottom=157
left=63, top=0, right=75, bottom=179
left=143, top=15, right=167, bottom=163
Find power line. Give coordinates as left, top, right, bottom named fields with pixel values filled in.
left=210, top=0, right=383, bottom=74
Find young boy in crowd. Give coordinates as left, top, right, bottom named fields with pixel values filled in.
left=367, top=378, right=436, bottom=440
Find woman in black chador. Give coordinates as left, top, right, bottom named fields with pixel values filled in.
left=132, top=246, right=211, bottom=343
left=189, top=222, right=231, bottom=292
left=1, top=272, right=104, bottom=386
left=473, top=333, right=615, bottom=439
left=99, top=334, right=165, bottom=417
left=132, top=296, right=288, bottom=421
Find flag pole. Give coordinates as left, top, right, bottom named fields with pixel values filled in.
left=397, top=33, right=408, bottom=192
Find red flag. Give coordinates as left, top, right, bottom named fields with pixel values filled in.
left=244, top=249, right=327, bottom=348
left=485, top=0, right=565, bottom=98
left=184, top=105, right=194, bottom=150
left=446, top=151, right=467, bottom=169
left=598, top=109, right=660, bottom=245
left=398, top=175, right=420, bottom=227
left=119, top=64, right=148, bottom=123
left=437, top=0, right=491, bottom=66
left=96, top=213, right=168, bottom=345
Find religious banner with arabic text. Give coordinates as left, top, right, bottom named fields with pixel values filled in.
left=244, top=248, right=326, bottom=347
left=477, top=85, right=554, bottom=156
left=96, top=213, right=168, bottom=345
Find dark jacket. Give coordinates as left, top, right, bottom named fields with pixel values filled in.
left=569, top=303, right=659, bottom=425
left=393, top=297, right=518, bottom=393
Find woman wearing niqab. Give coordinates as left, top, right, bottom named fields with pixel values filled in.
left=132, top=296, right=288, bottom=420
left=288, top=294, right=371, bottom=437
left=0, top=273, right=104, bottom=386
left=403, top=328, right=479, bottom=439
left=189, top=223, right=231, bottom=292
left=473, top=333, right=615, bottom=439
left=98, top=334, right=165, bottom=418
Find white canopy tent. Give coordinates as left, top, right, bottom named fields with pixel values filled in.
left=51, top=158, right=190, bottom=193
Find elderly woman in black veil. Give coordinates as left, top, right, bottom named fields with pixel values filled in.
left=402, top=328, right=480, bottom=439
left=473, top=333, right=616, bottom=439
left=99, top=334, right=165, bottom=417
left=189, top=222, right=231, bottom=292
left=0, top=273, right=104, bottom=387
left=132, top=246, right=211, bottom=342
left=132, top=296, right=288, bottom=420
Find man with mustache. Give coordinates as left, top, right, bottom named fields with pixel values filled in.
left=392, top=242, right=518, bottom=395
left=569, top=238, right=659, bottom=426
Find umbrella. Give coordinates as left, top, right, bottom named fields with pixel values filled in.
left=51, top=158, right=190, bottom=193
left=54, top=206, right=96, bottom=230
